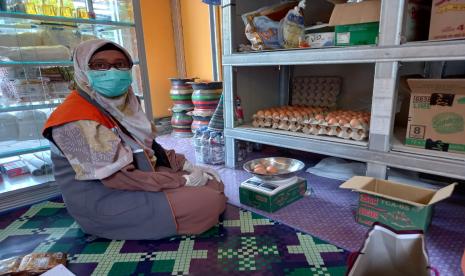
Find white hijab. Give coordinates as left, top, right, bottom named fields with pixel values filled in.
left=73, top=39, right=156, bottom=148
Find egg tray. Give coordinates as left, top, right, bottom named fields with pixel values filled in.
left=252, top=106, right=326, bottom=129
left=291, top=76, right=341, bottom=108
left=252, top=107, right=370, bottom=141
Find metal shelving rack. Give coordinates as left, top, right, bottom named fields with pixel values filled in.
left=221, top=0, right=465, bottom=180
left=0, top=0, right=151, bottom=210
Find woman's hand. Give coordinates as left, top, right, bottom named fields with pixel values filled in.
left=183, top=160, right=221, bottom=182
left=183, top=168, right=209, bottom=187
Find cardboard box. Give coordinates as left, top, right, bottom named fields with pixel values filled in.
left=340, top=176, right=456, bottom=231
left=334, top=22, right=379, bottom=46
left=328, top=0, right=380, bottom=46
left=304, top=24, right=335, bottom=48
left=429, top=0, right=465, bottom=41
left=240, top=177, right=307, bottom=213
left=327, top=0, right=429, bottom=45
left=406, top=79, right=465, bottom=154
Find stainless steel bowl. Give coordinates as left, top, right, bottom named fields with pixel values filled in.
left=243, top=157, right=305, bottom=181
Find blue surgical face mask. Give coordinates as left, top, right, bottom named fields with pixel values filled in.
left=86, top=68, right=132, bottom=98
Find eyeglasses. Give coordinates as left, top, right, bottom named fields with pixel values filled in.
left=88, top=61, right=133, bottom=71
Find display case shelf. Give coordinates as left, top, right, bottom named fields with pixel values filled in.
left=223, top=40, right=465, bottom=66
left=0, top=60, right=73, bottom=67
left=0, top=140, right=50, bottom=159
left=0, top=100, right=62, bottom=113
left=0, top=10, right=135, bottom=29
left=0, top=60, right=140, bottom=67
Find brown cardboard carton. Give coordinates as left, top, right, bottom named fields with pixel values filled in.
left=327, top=0, right=381, bottom=26
left=406, top=79, right=465, bottom=154
left=340, top=176, right=456, bottom=231
left=429, top=0, right=465, bottom=41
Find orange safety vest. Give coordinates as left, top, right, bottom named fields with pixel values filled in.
left=43, top=90, right=116, bottom=141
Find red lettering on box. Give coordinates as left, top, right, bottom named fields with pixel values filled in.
left=359, top=207, right=379, bottom=219
left=360, top=194, right=378, bottom=206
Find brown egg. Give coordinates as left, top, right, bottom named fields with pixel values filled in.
left=264, top=111, right=272, bottom=117
left=257, top=110, right=264, bottom=117
left=254, top=167, right=267, bottom=174
left=339, top=119, right=349, bottom=125
left=328, top=118, right=338, bottom=125
left=253, top=164, right=265, bottom=170
left=350, top=119, right=362, bottom=128
left=266, top=165, right=278, bottom=174
left=315, top=114, right=325, bottom=121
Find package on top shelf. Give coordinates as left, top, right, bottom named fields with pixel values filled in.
left=16, top=110, right=48, bottom=140
left=303, top=24, right=335, bottom=48
left=406, top=79, right=465, bottom=154
left=429, top=0, right=465, bottom=41
left=241, top=1, right=298, bottom=50
left=280, top=0, right=306, bottom=49
left=0, top=113, right=19, bottom=142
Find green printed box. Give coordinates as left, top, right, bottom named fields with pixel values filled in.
left=340, top=176, right=456, bottom=231
left=334, top=22, right=379, bottom=46
left=239, top=178, right=307, bottom=213
left=406, top=79, right=465, bottom=154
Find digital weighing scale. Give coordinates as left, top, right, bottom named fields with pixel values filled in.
left=239, top=176, right=308, bottom=213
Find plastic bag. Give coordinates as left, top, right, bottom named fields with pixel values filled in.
left=0, top=253, right=67, bottom=275
left=242, top=1, right=297, bottom=50
left=279, top=0, right=306, bottom=48
left=347, top=223, right=435, bottom=276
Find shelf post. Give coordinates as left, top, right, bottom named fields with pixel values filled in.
left=132, top=0, right=153, bottom=120
left=222, top=0, right=235, bottom=56
left=223, top=65, right=236, bottom=167
left=222, top=0, right=237, bottom=168
left=367, top=0, right=405, bottom=179
left=279, top=66, right=290, bottom=106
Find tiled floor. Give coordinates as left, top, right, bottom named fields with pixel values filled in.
left=0, top=200, right=349, bottom=275
left=157, top=134, right=465, bottom=276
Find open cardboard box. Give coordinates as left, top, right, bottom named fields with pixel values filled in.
left=340, top=176, right=456, bottom=231
left=326, top=0, right=380, bottom=46
left=326, top=0, right=430, bottom=45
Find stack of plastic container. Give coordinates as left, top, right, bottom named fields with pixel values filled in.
left=190, top=82, right=222, bottom=133
left=169, top=78, right=195, bottom=138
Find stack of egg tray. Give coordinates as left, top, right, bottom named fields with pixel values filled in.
left=291, top=76, right=341, bottom=108
left=252, top=106, right=370, bottom=141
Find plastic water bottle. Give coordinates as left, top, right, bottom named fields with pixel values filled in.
left=209, top=131, right=225, bottom=165
left=201, top=129, right=211, bottom=164
left=193, top=127, right=205, bottom=163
